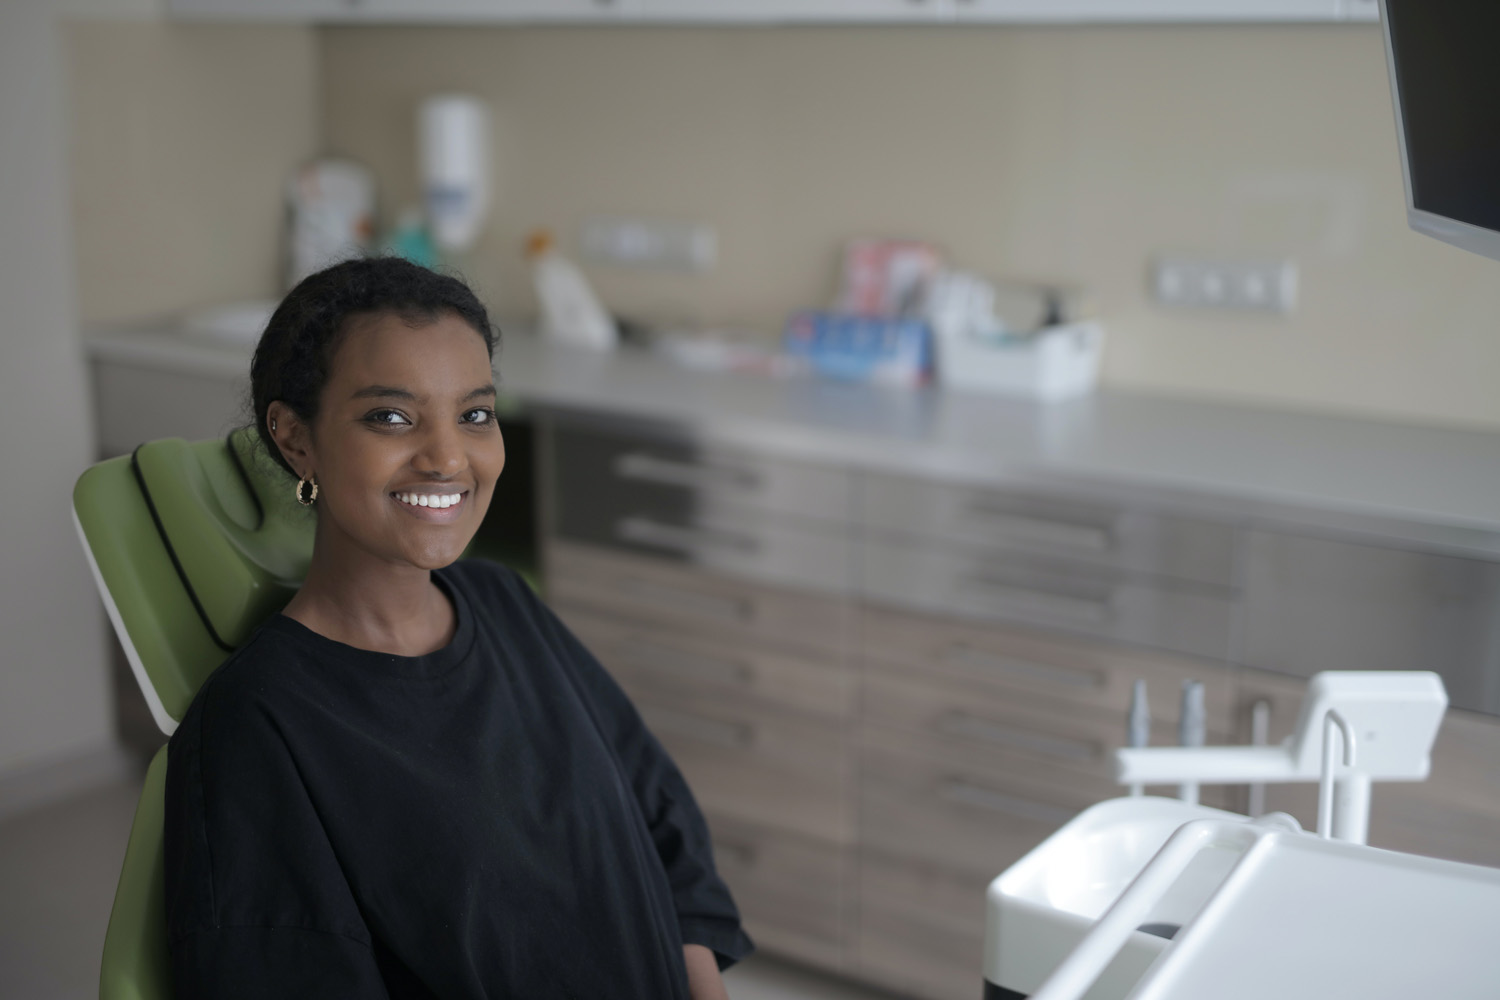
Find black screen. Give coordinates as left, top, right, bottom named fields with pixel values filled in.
left=1387, top=0, right=1500, bottom=232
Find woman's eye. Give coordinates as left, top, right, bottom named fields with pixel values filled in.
left=463, top=407, right=497, bottom=426
left=365, top=409, right=411, bottom=427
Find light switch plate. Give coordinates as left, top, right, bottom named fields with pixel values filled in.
left=580, top=217, right=716, bottom=271
left=1151, top=255, right=1298, bottom=314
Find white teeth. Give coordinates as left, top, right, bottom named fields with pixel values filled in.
left=394, top=491, right=462, bottom=509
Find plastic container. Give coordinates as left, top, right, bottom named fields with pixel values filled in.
left=526, top=230, right=617, bottom=351
left=936, top=321, right=1104, bottom=401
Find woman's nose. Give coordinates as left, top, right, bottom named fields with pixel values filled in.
left=412, top=423, right=467, bottom=476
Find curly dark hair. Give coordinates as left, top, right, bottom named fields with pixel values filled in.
left=250, top=256, right=498, bottom=479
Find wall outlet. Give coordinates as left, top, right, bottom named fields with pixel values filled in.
left=1151, top=255, right=1298, bottom=314
left=580, top=216, right=716, bottom=271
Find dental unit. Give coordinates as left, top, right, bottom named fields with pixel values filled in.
left=983, top=671, right=1500, bottom=1000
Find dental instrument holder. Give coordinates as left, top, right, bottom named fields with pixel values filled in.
left=1126, top=679, right=1150, bottom=797
left=1114, top=671, right=1448, bottom=845
left=1176, top=681, right=1205, bottom=806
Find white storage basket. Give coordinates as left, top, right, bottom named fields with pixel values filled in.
left=937, top=321, right=1104, bottom=401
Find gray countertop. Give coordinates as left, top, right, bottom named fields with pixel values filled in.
left=85, top=323, right=1500, bottom=558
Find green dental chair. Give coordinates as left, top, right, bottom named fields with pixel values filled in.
left=73, top=428, right=316, bottom=1000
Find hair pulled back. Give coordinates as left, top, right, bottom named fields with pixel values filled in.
left=251, top=256, right=498, bottom=479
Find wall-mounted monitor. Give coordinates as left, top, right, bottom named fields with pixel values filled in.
left=1382, top=0, right=1500, bottom=261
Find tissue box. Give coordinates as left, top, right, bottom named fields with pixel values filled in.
left=937, top=321, right=1104, bottom=400
left=782, top=310, right=932, bottom=387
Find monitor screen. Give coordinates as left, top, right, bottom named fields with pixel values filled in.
left=1383, top=0, right=1500, bottom=259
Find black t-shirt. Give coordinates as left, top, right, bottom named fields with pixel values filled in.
left=163, top=558, right=753, bottom=999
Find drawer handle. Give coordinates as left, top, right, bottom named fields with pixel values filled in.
left=641, top=705, right=754, bottom=750
left=943, top=643, right=1104, bottom=690
left=938, top=778, right=1076, bottom=827
left=618, top=637, right=755, bottom=687
left=616, top=576, right=753, bottom=625
left=616, top=516, right=761, bottom=557
left=933, top=711, right=1098, bottom=763
left=963, top=503, right=1114, bottom=553
left=614, top=452, right=762, bottom=493
left=963, top=576, right=1114, bottom=624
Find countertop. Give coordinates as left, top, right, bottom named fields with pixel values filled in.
left=85, top=322, right=1500, bottom=559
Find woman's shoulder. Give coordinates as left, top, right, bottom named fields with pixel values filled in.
left=169, top=619, right=317, bottom=750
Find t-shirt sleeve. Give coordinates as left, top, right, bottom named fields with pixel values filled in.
left=502, top=566, right=756, bottom=971
left=163, top=668, right=393, bottom=1000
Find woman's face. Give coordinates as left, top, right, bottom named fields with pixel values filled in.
left=275, top=310, right=505, bottom=572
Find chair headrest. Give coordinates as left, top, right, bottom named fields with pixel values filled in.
left=74, top=428, right=314, bottom=732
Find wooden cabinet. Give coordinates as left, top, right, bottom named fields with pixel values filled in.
left=540, top=418, right=1500, bottom=1000
left=545, top=538, right=858, bottom=969
left=168, top=0, right=1372, bottom=21
left=852, top=602, right=1234, bottom=998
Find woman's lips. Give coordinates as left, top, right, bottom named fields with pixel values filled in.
left=390, top=490, right=468, bottom=523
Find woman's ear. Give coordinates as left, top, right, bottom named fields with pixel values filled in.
left=266, top=401, right=314, bottom=479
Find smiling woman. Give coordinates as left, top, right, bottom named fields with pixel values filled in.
left=162, top=257, right=751, bottom=1000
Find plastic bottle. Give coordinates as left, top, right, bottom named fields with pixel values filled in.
left=525, top=230, right=617, bottom=350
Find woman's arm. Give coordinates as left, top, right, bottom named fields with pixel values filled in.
left=509, top=566, right=755, bottom=970
left=684, top=944, right=731, bottom=1000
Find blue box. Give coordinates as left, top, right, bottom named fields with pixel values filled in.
left=782, top=311, right=933, bottom=386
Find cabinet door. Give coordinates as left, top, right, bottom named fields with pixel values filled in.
left=638, top=0, right=952, bottom=22
left=1242, top=529, right=1500, bottom=716
left=952, top=0, right=1340, bottom=20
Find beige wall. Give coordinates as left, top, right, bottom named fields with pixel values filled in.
left=0, top=0, right=112, bottom=779
left=322, top=24, right=1500, bottom=431
left=67, top=21, right=318, bottom=325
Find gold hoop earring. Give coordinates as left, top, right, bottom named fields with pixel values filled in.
left=295, top=473, right=319, bottom=506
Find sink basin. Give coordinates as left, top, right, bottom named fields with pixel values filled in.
left=984, top=797, right=1253, bottom=999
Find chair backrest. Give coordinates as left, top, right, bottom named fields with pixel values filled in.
left=75, top=429, right=314, bottom=1000
left=73, top=429, right=314, bottom=735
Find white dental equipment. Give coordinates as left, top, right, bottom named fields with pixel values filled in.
left=1116, top=671, right=1447, bottom=845
left=985, top=671, right=1475, bottom=1000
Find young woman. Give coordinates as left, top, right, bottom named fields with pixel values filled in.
left=163, top=257, right=752, bottom=999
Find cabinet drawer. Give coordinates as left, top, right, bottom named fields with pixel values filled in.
left=859, top=726, right=1097, bottom=878
left=706, top=813, right=848, bottom=972
left=546, top=540, right=850, bottom=659
left=862, top=473, right=1239, bottom=588
left=855, top=851, right=986, bottom=1000
left=549, top=498, right=851, bottom=594
left=558, top=602, right=855, bottom=722
left=861, top=537, right=1234, bottom=660
left=862, top=667, right=1228, bottom=791
left=1368, top=709, right=1500, bottom=869
left=552, top=423, right=851, bottom=525
left=861, top=602, right=1234, bottom=729
left=635, top=692, right=850, bottom=844
left=1243, top=529, right=1500, bottom=716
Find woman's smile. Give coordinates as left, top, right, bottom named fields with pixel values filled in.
left=390, top=488, right=471, bottom=522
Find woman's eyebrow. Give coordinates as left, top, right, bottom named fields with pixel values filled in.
left=350, top=384, right=497, bottom=402
left=351, top=385, right=415, bottom=401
